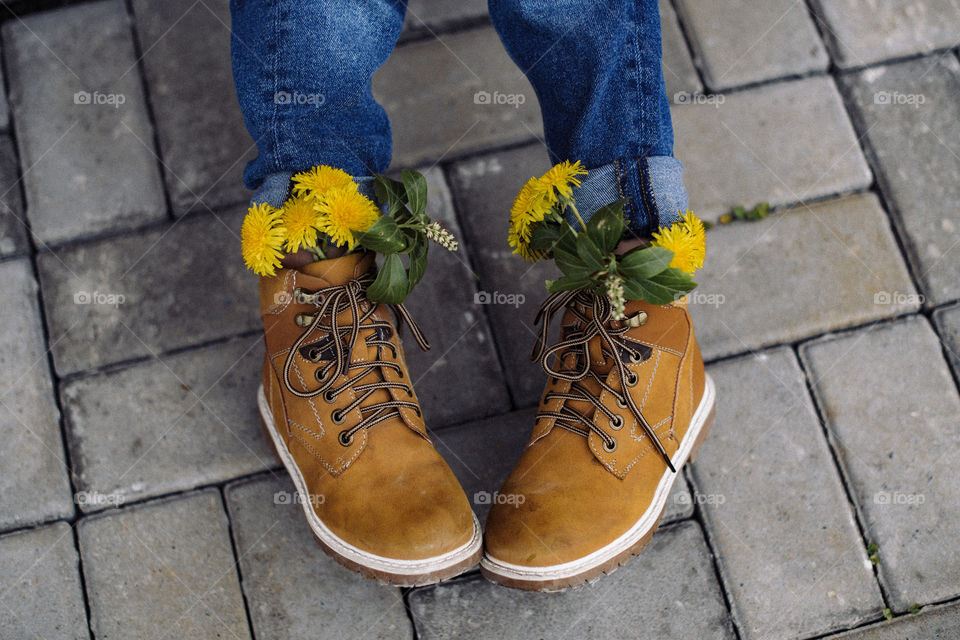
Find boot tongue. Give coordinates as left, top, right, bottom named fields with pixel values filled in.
left=299, top=252, right=375, bottom=285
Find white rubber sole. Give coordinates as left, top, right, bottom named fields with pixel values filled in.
left=481, top=374, right=716, bottom=590
left=257, top=385, right=483, bottom=586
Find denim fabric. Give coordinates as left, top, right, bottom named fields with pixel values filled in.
left=232, top=0, right=687, bottom=236
left=230, top=0, right=406, bottom=187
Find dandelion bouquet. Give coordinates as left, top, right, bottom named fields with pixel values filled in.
left=508, top=161, right=705, bottom=319
left=241, top=165, right=458, bottom=305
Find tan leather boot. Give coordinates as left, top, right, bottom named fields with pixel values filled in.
left=257, top=252, right=481, bottom=585
left=481, top=290, right=715, bottom=591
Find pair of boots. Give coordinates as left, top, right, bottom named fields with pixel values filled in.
left=257, top=251, right=714, bottom=591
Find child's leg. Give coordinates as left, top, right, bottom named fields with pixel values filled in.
left=230, top=0, right=407, bottom=207
left=489, top=0, right=687, bottom=237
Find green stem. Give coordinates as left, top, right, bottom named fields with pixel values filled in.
left=568, top=201, right=588, bottom=232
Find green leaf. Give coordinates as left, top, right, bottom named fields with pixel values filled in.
left=882, top=609, right=893, bottom=621
left=554, top=247, right=592, bottom=280
left=367, top=253, right=409, bottom=304
left=546, top=275, right=594, bottom=293
left=354, top=215, right=406, bottom=253
left=529, top=223, right=562, bottom=252
left=620, top=267, right=695, bottom=305
left=556, top=223, right=578, bottom=255
left=405, top=239, right=428, bottom=294
left=575, top=233, right=604, bottom=271
left=586, top=200, right=627, bottom=253
left=649, top=267, right=696, bottom=294
left=731, top=205, right=747, bottom=220
left=618, top=246, right=673, bottom=280
left=401, top=169, right=428, bottom=216
left=908, top=603, right=921, bottom=615
left=373, top=175, right=407, bottom=217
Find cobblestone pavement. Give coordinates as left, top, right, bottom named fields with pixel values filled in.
left=0, top=1, right=958, bottom=638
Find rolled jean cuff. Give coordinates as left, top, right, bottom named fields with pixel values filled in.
left=250, top=171, right=377, bottom=207
left=569, top=156, right=688, bottom=238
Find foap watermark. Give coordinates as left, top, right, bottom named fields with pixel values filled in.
left=274, top=90, right=326, bottom=106
left=873, top=91, right=926, bottom=108
left=682, top=290, right=726, bottom=308
left=874, top=491, right=925, bottom=506
left=73, top=290, right=126, bottom=307
left=474, top=290, right=525, bottom=308
left=673, top=91, right=725, bottom=107
left=75, top=491, right=125, bottom=508
left=874, top=290, right=924, bottom=306
left=73, top=90, right=126, bottom=108
left=474, top=491, right=525, bottom=507
left=274, top=489, right=325, bottom=506
left=675, top=491, right=726, bottom=506
left=473, top=90, right=526, bottom=108
left=274, top=291, right=293, bottom=305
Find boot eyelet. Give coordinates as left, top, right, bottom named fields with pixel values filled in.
left=331, top=410, right=345, bottom=425
left=610, top=415, right=624, bottom=430
left=405, top=388, right=413, bottom=397
left=307, top=348, right=321, bottom=362
left=322, top=390, right=336, bottom=403
left=603, top=439, right=618, bottom=453
left=629, top=352, right=644, bottom=363
left=295, top=313, right=315, bottom=327
left=396, top=369, right=405, bottom=379
left=314, top=368, right=329, bottom=382
left=616, top=396, right=628, bottom=409
left=625, top=372, right=639, bottom=387
left=338, top=430, right=353, bottom=446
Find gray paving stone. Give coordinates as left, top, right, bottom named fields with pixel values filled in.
left=0, top=62, right=8, bottom=132
left=691, top=348, right=883, bottom=640
left=0, top=523, right=88, bottom=639
left=808, top=0, right=960, bottom=69
left=403, top=0, right=487, bottom=37
left=0, top=134, right=29, bottom=258
left=839, top=56, right=960, bottom=306
left=689, top=192, right=920, bottom=361
left=225, top=475, right=413, bottom=640
left=61, top=336, right=274, bottom=512
left=401, top=167, right=511, bottom=428
left=659, top=0, right=704, bottom=98
left=675, top=0, right=828, bottom=90
left=449, top=143, right=558, bottom=407
left=825, top=600, right=960, bottom=639
left=800, top=316, right=960, bottom=612
left=0, top=259, right=74, bottom=530
left=408, top=520, right=735, bottom=640
left=37, top=205, right=258, bottom=375
left=932, top=303, right=960, bottom=380
left=78, top=490, right=250, bottom=640
left=674, top=76, right=872, bottom=218
left=373, top=26, right=542, bottom=168
left=131, top=0, right=255, bottom=216
left=433, top=407, right=693, bottom=526
left=3, top=0, right=166, bottom=245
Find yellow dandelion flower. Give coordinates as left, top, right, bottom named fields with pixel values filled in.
left=292, top=165, right=356, bottom=199
left=535, top=160, right=588, bottom=201
left=680, top=210, right=706, bottom=267
left=241, top=203, right=286, bottom=277
left=680, top=210, right=706, bottom=249
left=651, top=218, right=704, bottom=275
left=280, top=194, right=321, bottom=253
left=315, top=185, right=380, bottom=250
left=507, top=176, right=554, bottom=262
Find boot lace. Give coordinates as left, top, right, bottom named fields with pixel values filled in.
left=532, top=289, right=676, bottom=472
left=281, top=274, right=430, bottom=446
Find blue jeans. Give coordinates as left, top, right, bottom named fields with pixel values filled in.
left=231, top=0, right=687, bottom=236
